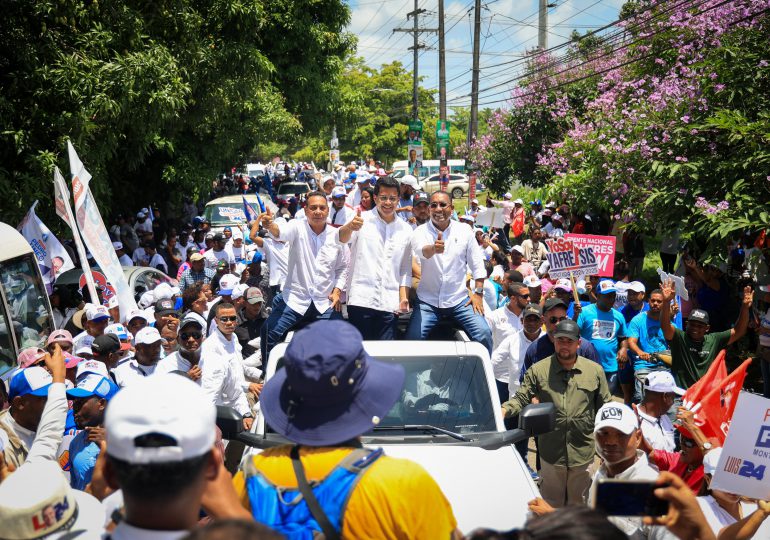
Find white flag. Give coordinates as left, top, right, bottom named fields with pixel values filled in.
left=68, top=141, right=138, bottom=314
left=53, top=167, right=72, bottom=227
left=17, top=202, right=75, bottom=293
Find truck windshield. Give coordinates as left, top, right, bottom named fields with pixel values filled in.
left=0, top=254, right=53, bottom=377
left=204, top=204, right=247, bottom=225
left=374, top=355, right=497, bottom=435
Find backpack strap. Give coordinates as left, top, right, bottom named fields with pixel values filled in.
left=290, top=445, right=340, bottom=540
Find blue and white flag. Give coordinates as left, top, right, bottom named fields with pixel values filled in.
left=243, top=196, right=260, bottom=222
left=18, top=202, right=75, bottom=293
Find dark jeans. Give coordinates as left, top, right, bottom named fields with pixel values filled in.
left=261, top=294, right=343, bottom=365
left=347, top=305, right=398, bottom=340
left=405, top=297, right=493, bottom=354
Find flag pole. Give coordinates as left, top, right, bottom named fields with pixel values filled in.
left=54, top=166, right=99, bottom=303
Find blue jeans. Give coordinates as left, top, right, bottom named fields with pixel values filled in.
left=261, top=296, right=343, bottom=365
left=347, top=305, right=398, bottom=340
left=405, top=297, right=492, bottom=354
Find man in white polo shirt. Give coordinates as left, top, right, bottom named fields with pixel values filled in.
left=329, top=186, right=355, bottom=228
left=111, top=326, right=163, bottom=387
left=338, top=176, right=412, bottom=340
left=635, top=371, right=683, bottom=452
left=405, top=191, right=492, bottom=353
left=260, top=191, right=349, bottom=363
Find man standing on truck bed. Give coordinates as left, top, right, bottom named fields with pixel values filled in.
left=502, top=319, right=611, bottom=509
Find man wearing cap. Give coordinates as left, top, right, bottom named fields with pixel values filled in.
left=143, top=241, right=168, bottom=272
left=409, top=191, right=430, bottom=228
left=154, top=298, right=181, bottom=334
left=102, top=374, right=251, bottom=537
left=503, top=319, right=611, bottom=508
left=0, top=347, right=67, bottom=468
left=204, top=233, right=235, bottom=272
left=329, top=186, right=355, bottom=228
left=660, top=279, right=752, bottom=389
left=406, top=191, right=493, bottom=353
left=521, top=228, right=549, bottom=269
left=338, top=176, right=413, bottom=340
left=66, top=372, right=119, bottom=489
left=90, top=333, right=126, bottom=371
left=523, top=274, right=543, bottom=303
left=396, top=174, right=419, bottom=221
left=510, top=245, right=535, bottom=277
left=113, top=241, right=133, bottom=266
left=111, top=326, right=163, bottom=388
left=543, top=213, right=566, bottom=238
left=466, top=198, right=481, bottom=219
left=125, top=309, right=150, bottom=340
left=179, top=252, right=216, bottom=292
left=156, top=315, right=205, bottom=380
left=225, top=227, right=247, bottom=264
left=635, top=372, right=683, bottom=452
left=261, top=191, right=349, bottom=363
left=233, top=321, right=459, bottom=538
left=234, top=288, right=266, bottom=362
left=519, top=298, right=599, bottom=390
left=72, top=304, right=111, bottom=351
left=134, top=210, right=152, bottom=234
left=576, top=279, right=629, bottom=395
left=46, top=329, right=74, bottom=355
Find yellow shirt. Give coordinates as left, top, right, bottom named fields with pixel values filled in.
left=233, top=445, right=457, bottom=539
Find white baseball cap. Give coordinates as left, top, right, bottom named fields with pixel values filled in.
left=126, top=309, right=150, bottom=324
left=575, top=279, right=588, bottom=295
left=8, top=367, right=52, bottom=400
left=597, top=280, right=617, bottom=294
left=510, top=245, right=525, bottom=255
left=135, top=326, right=163, bottom=345
left=554, top=278, right=572, bottom=292
left=626, top=281, right=646, bottom=293
left=594, top=403, right=639, bottom=435
left=643, top=371, right=685, bottom=396
left=399, top=175, right=420, bottom=190
left=0, top=460, right=105, bottom=539
left=107, top=295, right=119, bottom=310
left=153, top=283, right=174, bottom=301
left=232, top=283, right=249, bottom=301
left=85, top=304, right=109, bottom=322
left=76, top=359, right=110, bottom=380
left=702, top=447, right=723, bottom=475
left=112, top=241, right=124, bottom=250
left=551, top=213, right=564, bottom=222
left=331, top=186, right=346, bottom=198
left=459, top=214, right=475, bottom=223
left=523, top=275, right=542, bottom=288
left=218, top=274, right=240, bottom=296
left=503, top=192, right=512, bottom=199
left=105, top=323, right=130, bottom=341
left=105, top=374, right=216, bottom=464
left=513, top=198, right=524, bottom=205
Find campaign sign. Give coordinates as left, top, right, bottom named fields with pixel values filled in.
left=711, top=392, right=770, bottom=500
left=564, top=234, right=615, bottom=277
left=544, top=237, right=599, bottom=279
left=78, top=270, right=116, bottom=306
left=475, top=207, right=506, bottom=229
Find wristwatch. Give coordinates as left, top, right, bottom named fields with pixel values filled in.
left=473, top=287, right=484, bottom=295
left=701, top=441, right=712, bottom=451
left=243, top=412, right=254, bottom=419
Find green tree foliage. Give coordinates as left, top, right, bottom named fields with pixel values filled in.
left=0, top=0, right=353, bottom=226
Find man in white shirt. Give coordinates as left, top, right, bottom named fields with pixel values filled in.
left=405, top=191, right=492, bottom=353
left=133, top=211, right=152, bottom=234
left=345, top=173, right=373, bottom=209
left=204, top=233, right=235, bottom=272
left=113, top=241, right=133, bottom=266
left=199, top=303, right=253, bottom=430
left=486, top=281, right=529, bottom=352
left=156, top=315, right=205, bottom=381
left=329, top=186, right=355, bottom=228
left=338, top=176, right=412, bottom=340
left=111, top=326, right=163, bottom=387
left=635, top=372, right=682, bottom=452
left=260, top=191, right=349, bottom=363
left=249, top=215, right=290, bottom=302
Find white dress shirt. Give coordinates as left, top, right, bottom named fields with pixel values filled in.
left=638, top=408, right=677, bottom=452
left=260, top=237, right=289, bottom=288
left=489, top=329, right=540, bottom=393
left=154, top=351, right=194, bottom=375
left=411, top=220, right=486, bottom=308
left=199, top=327, right=250, bottom=416
left=118, top=253, right=133, bottom=266
left=276, top=220, right=349, bottom=315
left=338, top=208, right=413, bottom=313
left=111, top=360, right=158, bottom=388
left=486, top=304, right=524, bottom=352
left=328, top=204, right=356, bottom=228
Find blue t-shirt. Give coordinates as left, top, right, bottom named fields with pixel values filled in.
left=620, top=302, right=649, bottom=324
left=627, top=311, right=678, bottom=371
left=68, top=430, right=101, bottom=490
left=576, top=304, right=627, bottom=373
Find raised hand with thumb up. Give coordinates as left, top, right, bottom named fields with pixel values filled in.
left=349, top=208, right=364, bottom=231
left=434, top=231, right=445, bottom=254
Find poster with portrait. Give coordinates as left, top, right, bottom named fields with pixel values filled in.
left=407, top=144, right=423, bottom=175
left=407, top=119, right=423, bottom=144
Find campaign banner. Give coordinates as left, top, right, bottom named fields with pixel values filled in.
left=564, top=234, right=615, bottom=277
left=544, top=237, right=599, bottom=279
left=68, top=141, right=138, bottom=316
left=408, top=144, right=423, bottom=175
left=475, top=207, right=506, bottom=229
left=711, top=392, right=770, bottom=500
left=17, top=202, right=75, bottom=293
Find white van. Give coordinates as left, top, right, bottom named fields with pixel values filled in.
left=0, top=222, right=55, bottom=381
left=392, top=159, right=466, bottom=180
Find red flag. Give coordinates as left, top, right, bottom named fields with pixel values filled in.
left=681, top=356, right=752, bottom=444
left=682, top=350, right=728, bottom=410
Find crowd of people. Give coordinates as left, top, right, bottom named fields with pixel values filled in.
left=1, top=161, right=770, bottom=539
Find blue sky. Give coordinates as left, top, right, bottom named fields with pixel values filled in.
left=346, top=0, right=627, bottom=114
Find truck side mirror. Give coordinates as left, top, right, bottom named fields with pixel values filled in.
left=519, top=402, right=556, bottom=436
left=216, top=406, right=244, bottom=440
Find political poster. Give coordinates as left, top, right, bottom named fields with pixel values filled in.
left=711, top=392, right=770, bottom=500
left=544, top=237, right=599, bottom=279
left=68, top=141, right=138, bottom=315
left=475, top=207, right=506, bottom=229
left=329, top=149, right=339, bottom=164
left=564, top=234, right=616, bottom=277
left=407, top=144, right=423, bottom=175
left=78, top=270, right=116, bottom=307
left=18, top=202, right=75, bottom=293
left=407, top=119, right=423, bottom=144
left=436, top=120, right=450, bottom=163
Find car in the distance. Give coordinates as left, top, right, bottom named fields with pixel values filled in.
left=217, top=333, right=554, bottom=533
left=275, top=181, right=311, bottom=205
left=421, top=173, right=473, bottom=199
left=54, top=266, right=177, bottom=304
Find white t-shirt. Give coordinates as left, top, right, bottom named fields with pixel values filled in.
left=697, top=496, right=764, bottom=538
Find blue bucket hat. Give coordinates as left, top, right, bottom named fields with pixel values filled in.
left=260, top=320, right=405, bottom=446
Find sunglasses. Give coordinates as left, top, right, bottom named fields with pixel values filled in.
left=429, top=202, right=450, bottom=209
left=181, top=332, right=203, bottom=341
left=516, top=293, right=531, bottom=299
left=548, top=316, right=568, bottom=324
left=218, top=316, right=238, bottom=323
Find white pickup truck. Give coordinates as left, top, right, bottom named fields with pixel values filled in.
left=218, top=332, right=555, bottom=533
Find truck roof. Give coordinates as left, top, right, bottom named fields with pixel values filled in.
left=0, top=222, right=34, bottom=260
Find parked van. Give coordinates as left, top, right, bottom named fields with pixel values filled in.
left=0, top=222, right=54, bottom=381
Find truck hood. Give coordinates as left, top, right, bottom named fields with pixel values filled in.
left=380, top=443, right=539, bottom=533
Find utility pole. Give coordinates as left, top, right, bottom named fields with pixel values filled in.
left=538, top=0, right=548, bottom=50
left=469, top=0, right=481, bottom=142
left=394, top=0, right=437, bottom=120
left=438, top=0, right=446, bottom=121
